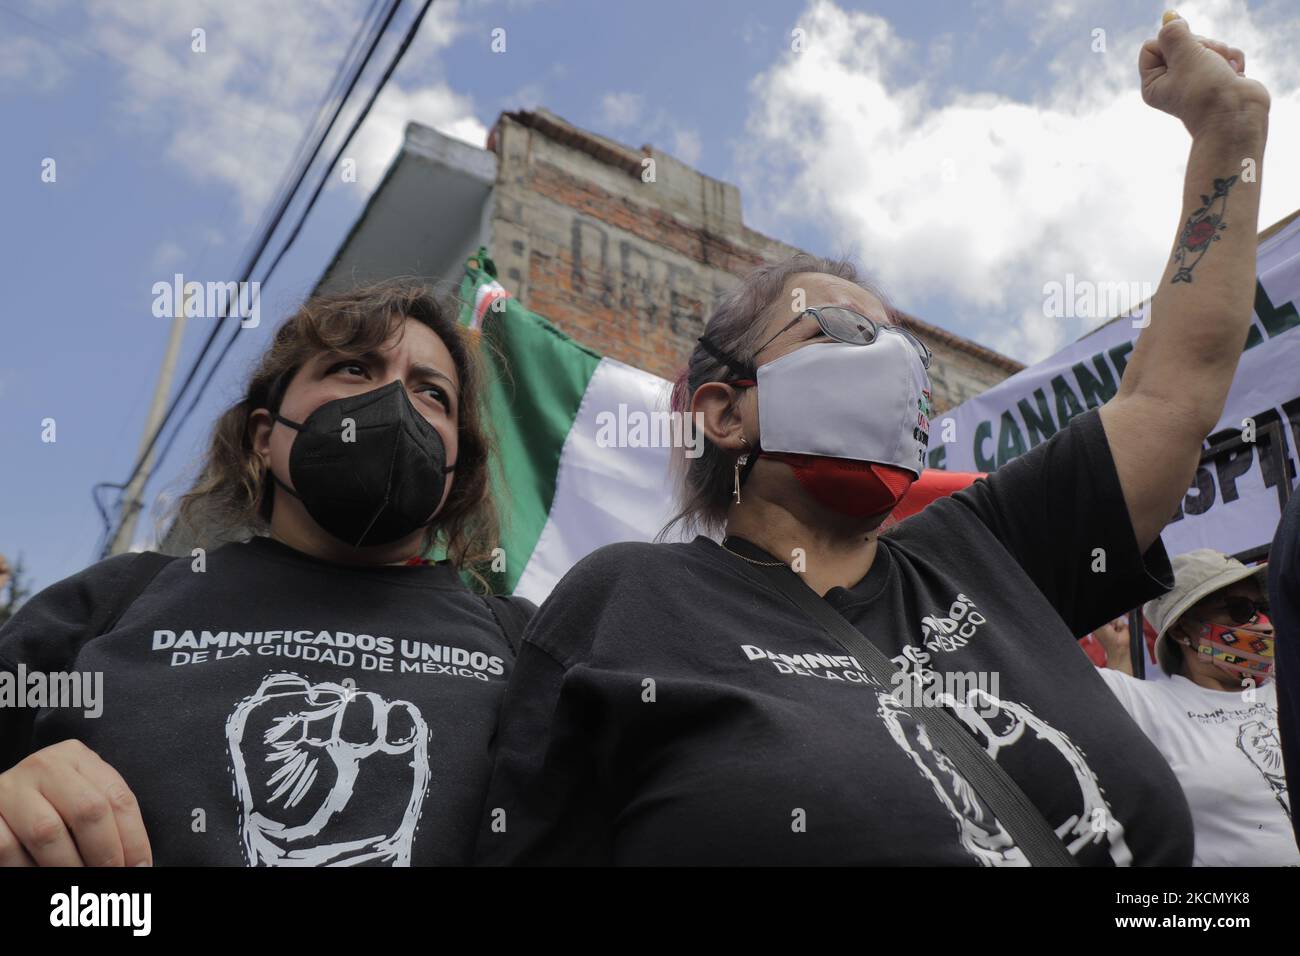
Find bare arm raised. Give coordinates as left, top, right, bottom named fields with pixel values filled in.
left=1099, top=13, right=1270, bottom=552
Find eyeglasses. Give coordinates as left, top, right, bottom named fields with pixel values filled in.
left=1193, top=596, right=1269, bottom=627
left=755, top=307, right=933, bottom=369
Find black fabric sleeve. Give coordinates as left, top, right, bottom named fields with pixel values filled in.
left=473, top=549, right=636, bottom=866
left=481, top=594, right=538, bottom=655
left=474, top=641, right=611, bottom=865
left=947, top=408, right=1173, bottom=637
left=0, top=553, right=137, bottom=771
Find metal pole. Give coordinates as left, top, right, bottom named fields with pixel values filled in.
left=107, top=283, right=190, bottom=554
left=1128, top=607, right=1146, bottom=679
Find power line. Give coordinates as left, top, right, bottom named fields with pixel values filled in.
left=150, top=0, right=442, bottom=496
left=242, top=0, right=392, bottom=276
left=96, top=0, right=427, bottom=556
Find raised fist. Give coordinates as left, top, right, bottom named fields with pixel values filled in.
left=226, top=674, right=430, bottom=866
left=1092, top=618, right=1131, bottom=669
left=1139, top=14, right=1269, bottom=138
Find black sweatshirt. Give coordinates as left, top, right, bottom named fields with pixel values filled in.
left=0, top=536, right=528, bottom=866
left=1269, top=488, right=1300, bottom=846
left=475, top=409, right=1194, bottom=865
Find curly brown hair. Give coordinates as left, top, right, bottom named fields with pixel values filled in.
left=171, top=280, right=498, bottom=573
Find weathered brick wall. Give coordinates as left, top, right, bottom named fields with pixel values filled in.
left=485, top=111, right=1021, bottom=406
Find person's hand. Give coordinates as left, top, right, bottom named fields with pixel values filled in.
left=0, top=740, right=152, bottom=866
left=1139, top=12, right=1270, bottom=138
left=1093, top=617, right=1129, bottom=659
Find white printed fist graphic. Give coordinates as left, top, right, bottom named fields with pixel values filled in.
left=1238, top=719, right=1289, bottom=815
left=226, top=674, right=430, bottom=866
left=877, top=687, right=1133, bottom=867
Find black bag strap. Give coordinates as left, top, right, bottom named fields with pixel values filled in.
left=87, top=551, right=175, bottom=641
left=481, top=594, right=536, bottom=655
left=722, top=549, right=1076, bottom=867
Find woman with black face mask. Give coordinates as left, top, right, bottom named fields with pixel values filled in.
left=0, top=282, right=532, bottom=866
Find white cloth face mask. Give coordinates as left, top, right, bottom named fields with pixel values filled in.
left=755, top=335, right=932, bottom=477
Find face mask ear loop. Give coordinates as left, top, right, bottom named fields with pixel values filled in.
left=272, top=412, right=304, bottom=431
left=267, top=467, right=301, bottom=503
left=263, top=412, right=304, bottom=505
left=421, top=454, right=458, bottom=536
left=697, top=335, right=756, bottom=381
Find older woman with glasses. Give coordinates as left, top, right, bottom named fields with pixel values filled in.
left=475, top=15, right=1269, bottom=866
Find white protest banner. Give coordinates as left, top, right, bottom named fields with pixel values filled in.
left=934, top=212, right=1300, bottom=559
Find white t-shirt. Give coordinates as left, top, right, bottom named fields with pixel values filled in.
left=1097, top=667, right=1297, bottom=866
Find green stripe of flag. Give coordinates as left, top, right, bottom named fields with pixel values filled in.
left=459, top=250, right=601, bottom=593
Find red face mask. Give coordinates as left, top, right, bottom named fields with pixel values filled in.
left=767, top=452, right=915, bottom=519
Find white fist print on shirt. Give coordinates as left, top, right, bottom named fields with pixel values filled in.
left=226, top=674, right=430, bottom=866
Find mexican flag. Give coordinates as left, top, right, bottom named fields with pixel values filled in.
left=457, top=249, right=981, bottom=604
left=457, top=249, right=684, bottom=602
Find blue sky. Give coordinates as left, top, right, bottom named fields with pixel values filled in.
left=3, top=0, right=1299, bottom=592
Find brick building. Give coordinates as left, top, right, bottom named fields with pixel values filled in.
left=317, top=108, right=1023, bottom=413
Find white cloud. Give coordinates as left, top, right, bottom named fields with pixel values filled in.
left=76, top=0, right=483, bottom=223
left=587, top=89, right=707, bottom=177
left=928, top=32, right=954, bottom=70
left=599, top=91, right=645, bottom=129
left=742, top=19, right=771, bottom=49
left=739, top=0, right=1300, bottom=362
left=593, top=101, right=702, bottom=169
left=497, top=61, right=567, bottom=114
left=673, top=128, right=703, bottom=165
left=149, top=240, right=186, bottom=273
left=0, top=34, right=68, bottom=93
left=349, top=84, right=489, bottom=193
left=508, top=81, right=545, bottom=110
